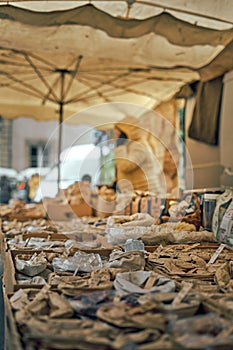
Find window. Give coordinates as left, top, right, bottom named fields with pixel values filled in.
left=30, top=145, right=38, bottom=167
left=27, top=141, right=49, bottom=168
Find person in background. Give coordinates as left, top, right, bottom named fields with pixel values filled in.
left=24, top=176, right=30, bottom=203
left=0, top=175, right=11, bottom=204
left=81, top=174, right=92, bottom=184
left=28, top=173, right=41, bottom=202
left=114, top=116, right=164, bottom=194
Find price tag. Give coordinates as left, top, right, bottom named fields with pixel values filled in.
left=172, top=282, right=193, bottom=305
left=207, top=243, right=225, bottom=264
left=144, top=272, right=158, bottom=290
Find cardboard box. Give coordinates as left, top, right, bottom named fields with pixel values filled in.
left=71, top=203, right=93, bottom=217
left=123, top=196, right=164, bottom=219
left=150, top=197, right=164, bottom=219
left=46, top=202, right=92, bottom=221
left=131, top=197, right=141, bottom=214
left=96, top=196, right=116, bottom=218
left=140, top=197, right=148, bottom=214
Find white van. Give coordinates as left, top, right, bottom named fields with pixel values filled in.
left=34, top=144, right=102, bottom=201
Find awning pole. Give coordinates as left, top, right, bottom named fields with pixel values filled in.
left=57, top=102, right=63, bottom=192
left=57, top=70, right=65, bottom=192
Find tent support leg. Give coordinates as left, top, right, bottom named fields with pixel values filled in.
left=57, top=102, right=63, bottom=192
left=57, top=70, right=65, bottom=193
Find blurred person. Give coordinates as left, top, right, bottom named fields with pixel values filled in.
left=0, top=175, right=11, bottom=204
left=114, top=116, right=164, bottom=194
left=140, top=109, right=180, bottom=197
left=28, top=173, right=41, bottom=202
left=81, top=174, right=92, bottom=183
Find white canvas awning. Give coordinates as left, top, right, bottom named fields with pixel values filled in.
left=0, top=0, right=232, bottom=126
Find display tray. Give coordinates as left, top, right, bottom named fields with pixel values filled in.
left=22, top=231, right=68, bottom=241
left=8, top=248, right=114, bottom=291
left=3, top=250, right=17, bottom=294
left=4, top=237, right=233, bottom=350
left=6, top=250, right=62, bottom=292
left=6, top=242, right=233, bottom=293
left=45, top=202, right=93, bottom=221
left=10, top=246, right=114, bottom=258
left=4, top=292, right=23, bottom=350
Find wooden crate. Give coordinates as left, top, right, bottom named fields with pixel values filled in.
left=4, top=292, right=23, bottom=350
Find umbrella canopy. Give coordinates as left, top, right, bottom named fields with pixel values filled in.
left=0, top=1, right=232, bottom=188
left=0, top=0, right=232, bottom=126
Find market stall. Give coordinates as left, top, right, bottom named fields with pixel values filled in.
left=0, top=1, right=233, bottom=349
left=0, top=185, right=232, bottom=349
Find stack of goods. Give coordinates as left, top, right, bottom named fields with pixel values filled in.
left=0, top=199, right=46, bottom=221
left=3, top=218, right=58, bottom=240
left=63, top=181, right=92, bottom=206
left=106, top=213, right=155, bottom=245
left=96, top=185, right=116, bottom=217
left=2, top=217, right=114, bottom=293
left=123, top=191, right=164, bottom=220
left=3, top=218, right=111, bottom=254
left=141, top=222, right=217, bottom=246
left=95, top=189, right=163, bottom=219
left=160, top=193, right=202, bottom=230
left=44, top=181, right=93, bottom=220
left=2, top=191, right=233, bottom=350
left=212, top=189, right=233, bottom=247
left=6, top=234, right=233, bottom=350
